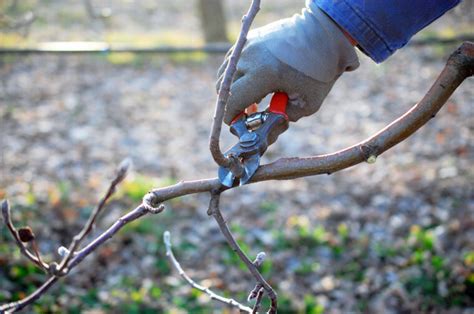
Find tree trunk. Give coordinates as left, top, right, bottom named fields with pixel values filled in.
left=197, top=0, right=228, bottom=43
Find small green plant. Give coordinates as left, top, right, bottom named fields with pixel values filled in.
left=304, top=294, right=325, bottom=314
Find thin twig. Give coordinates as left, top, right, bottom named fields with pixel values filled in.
left=1, top=200, right=50, bottom=271
left=30, top=240, right=48, bottom=272
left=252, top=288, right=265, bottom=314
left=0, top=277, right=58, bottom=313
left=248, top=252, right=266, bottom=302
left=208, top=191, right=278, bottom=313
left=250, top=252, right=267, bottom=313
left=248, top=283, right=263, bottom=301
left=209, top=0, right=261, bottom=170
left=163, top=231, right=253, bottom=313
left=57, top=159, right=131, bottom=272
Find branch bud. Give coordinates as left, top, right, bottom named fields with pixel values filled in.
left=253, top=252, right=266, bottom=267
left=18, top=227, right=35, bottom=243
left=366, top=155, right=377, bottom=164
left=116, top=158, right=132, bottom=183
left=163, top=231, right=171, bottom=247
left=1, top=199, right=9, bottom=215
left=58, top=246, right=70, bottom=257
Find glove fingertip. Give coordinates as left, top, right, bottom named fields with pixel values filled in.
left=223, top=104, right=239, bottom=125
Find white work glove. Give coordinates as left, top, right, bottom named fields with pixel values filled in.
left=216, top=2, right=359, bottom=124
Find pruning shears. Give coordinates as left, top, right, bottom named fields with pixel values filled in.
left=218, top=92, right=289, bottom=187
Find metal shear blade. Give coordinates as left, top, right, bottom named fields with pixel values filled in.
left=218, top=154, right=260, bottom=187
left=217, top=92, right=289, bottom=188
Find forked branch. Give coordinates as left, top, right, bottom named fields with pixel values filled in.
left=208, top=191, right=278, bottom=313
left=0, top=159, right=152, bottom=312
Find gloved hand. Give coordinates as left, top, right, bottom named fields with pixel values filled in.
left=216, top=2, right=360, bottom=125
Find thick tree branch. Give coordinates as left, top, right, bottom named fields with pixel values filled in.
left=163, top=231, right=253, bottom=313
left=150, top=41, right=473, bottom=201
left=253, top=42, right=473, bottom=181
left=209, top=0, right=260, bottom=170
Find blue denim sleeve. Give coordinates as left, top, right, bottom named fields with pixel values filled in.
left=312, top=0, right=460, bottom=63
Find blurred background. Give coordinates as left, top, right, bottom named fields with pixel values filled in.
left=0, top=0, right=473, bottom=313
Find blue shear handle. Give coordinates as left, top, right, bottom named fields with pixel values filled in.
left=230, top=119, right=250, bottom=139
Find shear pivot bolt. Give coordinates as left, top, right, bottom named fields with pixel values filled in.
left=239, top=132, right=258, bottom=147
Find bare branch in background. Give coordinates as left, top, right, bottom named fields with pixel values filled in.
left=0, top=159, right=140, bottom=312
left=0, top=11, right=36, bottom=37
left=83, top=0, right=112, bottom=19
left=57, top=159, right=131, bottom=272
left=163, top=231, right=253, bottom=313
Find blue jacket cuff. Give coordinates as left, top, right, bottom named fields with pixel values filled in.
left=311, top=0, right=391, bottom=63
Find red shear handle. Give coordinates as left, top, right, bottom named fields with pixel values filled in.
left=231, top=92, right=289, bottom=124
left=231, top=112, right=246, bottom=124
left=268, top=92, right=289, bottom=120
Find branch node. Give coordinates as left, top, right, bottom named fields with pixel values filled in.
left=147, top=204, right=166, bottom=214
left=142, top=193, right=165, bottom=214
left=48, top=262, right=67, bottom=277
left=228, top=154, right=245, bottom=178
left=253, top=251, right=266, bottom=267
left=360, top=144, right=379, bottom=164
